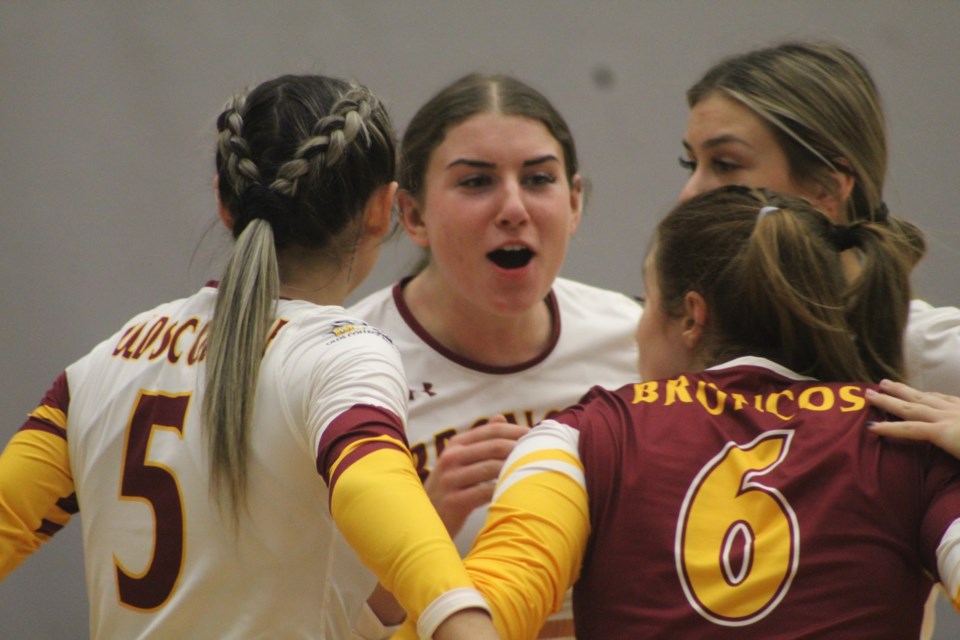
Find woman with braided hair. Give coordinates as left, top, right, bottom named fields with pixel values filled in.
left=456, top=185, right=960, bottom=638
left=0, top=74, right=496, bottom=640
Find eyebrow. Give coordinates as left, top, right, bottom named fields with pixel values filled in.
left=682, top=134, right=754, bottom=151
left=445, top=154, right=561, bottom=170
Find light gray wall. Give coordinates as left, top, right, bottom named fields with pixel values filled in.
left=1, top=2, right=958, bottom=637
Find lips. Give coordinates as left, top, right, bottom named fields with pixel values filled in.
left=487, top=244, right=535, bottom=269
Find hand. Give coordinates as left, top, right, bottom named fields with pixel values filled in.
left=424, top=416, right=529, bottom=537
left=866, top=379, right=960, bottom=460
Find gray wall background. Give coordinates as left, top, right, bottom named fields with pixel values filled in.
left=2, top=2, right=958, bottom=637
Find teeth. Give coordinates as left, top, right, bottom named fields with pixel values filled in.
left=499, top=245, right=526, bottom=252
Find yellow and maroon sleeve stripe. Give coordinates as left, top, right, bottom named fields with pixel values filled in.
left=0, top=373, right=77, bottom=578
left=315, top=404, right=408, bottom=489
left=19, top=372, right=70, bottom=438
left=330, top=449, right=487, bottom=636
left=464, top=421, right=590, bottom=639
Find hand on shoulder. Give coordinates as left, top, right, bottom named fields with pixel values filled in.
left=866, top=379, right=960, bottom=459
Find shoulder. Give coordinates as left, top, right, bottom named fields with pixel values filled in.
left=550, top=384, right=637, bottom=433
left=70, top=287, right=216, bottom=367
left=274, top=302, right=397, bottom=354
left=346, top=282, right=398, bottom=322
left=904, top=299, right=960, bottom=394
left=907, top=298, right=960, bottom=331
left=264, top=304, right=407, bottom=407
left=552, top=278, right=642, bottom=322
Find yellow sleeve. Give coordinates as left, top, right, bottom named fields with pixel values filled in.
left=0, top=429, right=76, bottom=579
left=463, top=422, right=591, bottom=640
left=330, top=441, right=488, bottom=638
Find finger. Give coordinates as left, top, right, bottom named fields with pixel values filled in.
left=922, top=391, right=960, bottom=410
left=444, top=481, right=497, bottom=513
left=877, top=379, right=921, bottom=400
left=452, top=481, right=497, bottom=505
left=447, top=421, right=529, bottom=446
left=439, top=459, right=506, bottom=491
left=877, top=379, right=956, bottom=410
left=868, top=420, right=940, bottom=443
left=865, top=390, right=939, bottom=422
left=437, top=439, right=519, bottom=469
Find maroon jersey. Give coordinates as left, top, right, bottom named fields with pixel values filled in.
left=561, top=358, right=960, bottom=639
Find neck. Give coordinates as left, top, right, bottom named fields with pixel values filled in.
left=277, top=246, right=354, bottom=306
left=403, top=271, right=554, bottom=367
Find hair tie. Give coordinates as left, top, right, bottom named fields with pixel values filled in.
left=237, top=183, right=292, bottom=244
left=873, top=202, right=889, bottom=223
left=831, top=224, right=860, bottom=251
left=757, top=206, right=780, bottom=220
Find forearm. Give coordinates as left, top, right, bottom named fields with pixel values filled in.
left=433, top=608, right=498, bottom=639
left=366, top=582, right=406, bottom=627
left=465, top=455, right=589, bottom=639
left=331, top=445, right=488, bottom=638
left=0, top=430, right=75, bottom=579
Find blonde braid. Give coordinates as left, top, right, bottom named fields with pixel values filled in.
left=271, top=85, right=382, bottom=198
left=216, top=92, right=262, bottom=195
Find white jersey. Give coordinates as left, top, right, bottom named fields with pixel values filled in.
left=58, top=285, right=406, bottom=639
left=905, top=299, right=960, bottom=395
left=349, top=276, right=642, bottom=552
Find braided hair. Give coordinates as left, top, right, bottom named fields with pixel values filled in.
left=205, top=75, right=396, bottom=521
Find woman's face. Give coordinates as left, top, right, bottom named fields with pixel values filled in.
left=678, top=92, right=809, bottom=204
left=635, top=247, right=696, bottom=381
left=401, top=112, right=581, bottom=316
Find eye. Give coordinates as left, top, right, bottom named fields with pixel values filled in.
left=678, top=156, right=696, bottom=172
left=713, top=158, right=740, bottom=174
left=457, top=174, right=493, bottom=189
left=523, top=171, right=558, bottom=187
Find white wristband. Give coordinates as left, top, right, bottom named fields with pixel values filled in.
left=417, top=587, right=491, bottom=639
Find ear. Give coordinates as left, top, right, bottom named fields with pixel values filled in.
left=397, top=189, right=430, bottom=248
left=680, top=290, right=708, bottom=350
left=214, top=176, right=234, bottom=231
left=567, top=174, right=583, bottom=236
left=814, top=166, right=856, bottom=223
left=359, top=181, right=398, bottom=245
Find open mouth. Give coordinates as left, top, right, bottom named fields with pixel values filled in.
left=487, top=246, right=534, bottom=269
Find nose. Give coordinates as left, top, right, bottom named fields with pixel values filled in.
left=678, top=168, right=714, bottom=203
left=495, top=178, right=530, bottom=228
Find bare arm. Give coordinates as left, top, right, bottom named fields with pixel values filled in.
left=433, top=609, right=499, bottom=640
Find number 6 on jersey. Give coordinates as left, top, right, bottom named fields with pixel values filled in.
left=675, top=430, right=799, bottom=626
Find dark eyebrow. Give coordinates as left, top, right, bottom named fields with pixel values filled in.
left=683, top=134, right=753, bottom=151
left=523, top=154, right=561, bottom=168
left=446, top=158, right=494, bottom=170
left=445, top=154, right=561, bottom=170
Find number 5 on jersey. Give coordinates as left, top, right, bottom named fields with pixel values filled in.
left=116, top=392, right=190, bottom=611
